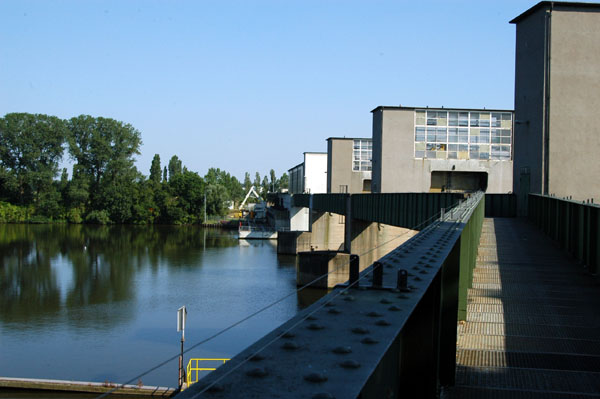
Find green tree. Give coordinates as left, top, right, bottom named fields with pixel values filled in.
left=167, top=171, right=205, bottom=223
left=0, top=113, right=66, bottom=210
left=244, top=172, right=251, bottom=192
left=66, top=115, right=142, bottom=220
left=279, top=172, right=289, bottom=190
left=254, top=172, right=261, bottom=188
left=168, top=155, right=182, bottom=182
left=228, top=176, right=244, bottom=205
left=63, top=165, right=89, bottom=222
left=163, top=166, right=168, bottom=183
left=269, top=169, right=277, bottom=192
left=131, top=177, right=158, bottom=224
left=149, top=154, right=161, bottom=184
left=67, top=115, right=142, bottom=209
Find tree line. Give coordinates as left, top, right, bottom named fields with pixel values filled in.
left=0, top=113, right=288, bottom=224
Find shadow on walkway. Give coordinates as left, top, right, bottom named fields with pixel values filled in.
left=444, top=217, right=600, bottom=398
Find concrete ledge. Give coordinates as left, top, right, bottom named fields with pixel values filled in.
left=297, top=250, right=351, bottom=288
left=277, top=231, right=312, bottom=254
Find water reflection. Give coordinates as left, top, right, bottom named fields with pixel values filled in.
left=0, top=224, right=238, bottom=328
left=0, top=224, right=326, bottom=386
left=0, top=224, right=61, bottom=323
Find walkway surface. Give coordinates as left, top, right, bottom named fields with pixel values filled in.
left=445, top=218, right=600, bottom=398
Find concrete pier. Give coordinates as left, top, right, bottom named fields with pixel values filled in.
left=297, top=250, right=350, bottom=288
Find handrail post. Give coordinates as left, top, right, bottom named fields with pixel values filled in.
left=349, top=254, right=360, bottom=288
left=372, top=261, right=383, bottom=288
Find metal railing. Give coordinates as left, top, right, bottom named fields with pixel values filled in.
left=176, top=192, right=485, bottom=398
left=186, top=358, right=229, bottom=387
left=528, top=194, right=600, bottom=275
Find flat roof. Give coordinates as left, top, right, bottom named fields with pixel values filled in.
left=288, top=162, right=304, bottom=172
left=371, top=105, right=514, bottom=113
left=326, top=137, right=371, bottom=141
left=510, top=1, right=600, bottom=24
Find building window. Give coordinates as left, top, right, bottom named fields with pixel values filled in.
left=353, top=139, right=372, bottom=171
left=414, top=109, right=512, bottom=161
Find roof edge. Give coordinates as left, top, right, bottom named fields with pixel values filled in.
left=371, top=105, right=514, bottom=113
left=326, top=137, right=371, bottom=141
left=510, top=1, right=600, bottom=24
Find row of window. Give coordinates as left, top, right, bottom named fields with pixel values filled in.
left=416, top=110, right=512, bottom=128
left=415, top=144, right=511, bottom=160
left=415, top=110, right=513, bottom=161
left=353, top=139, right=372, bottom=171
left=415, top=127, right=512, bottom=144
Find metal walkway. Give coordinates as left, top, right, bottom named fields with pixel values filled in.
left=445, top=218, right=600, bottom=398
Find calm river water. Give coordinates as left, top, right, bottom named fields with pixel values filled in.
left=0, top=224, right=325, bottom=389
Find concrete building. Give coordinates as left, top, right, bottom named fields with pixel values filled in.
left=371, top=106, right=514, bottom=194
left=327, top=137, right=372, bottom=193
left=511, top=1, right=600, bottom=209
left=288, top=152, right=327, bottom=194
left=286, top=152, right=327, bottom=233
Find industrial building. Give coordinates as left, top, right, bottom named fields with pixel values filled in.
left=287, top=152, right=327, bottom=194
left=371, top=106, right=514, bottom=194
left=511, top=1, right=600, bottom=208
left=326, top=137, right=372, bottom=193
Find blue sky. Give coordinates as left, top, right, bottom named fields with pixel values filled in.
left=1, top=0, right=535, bottom=180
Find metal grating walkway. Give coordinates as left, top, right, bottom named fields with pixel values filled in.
left=444, top=218, right=600, bottom=398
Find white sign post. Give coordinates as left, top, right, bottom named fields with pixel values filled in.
left=177, top=306, right=187, bottom=390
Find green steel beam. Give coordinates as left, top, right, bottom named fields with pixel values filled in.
left=528, top=194, right=600, bottom=277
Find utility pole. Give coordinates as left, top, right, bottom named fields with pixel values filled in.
left=204, top=193, right=207, bottom=222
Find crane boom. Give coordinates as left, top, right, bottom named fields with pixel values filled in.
left=240, top=186, right=261, bottom=209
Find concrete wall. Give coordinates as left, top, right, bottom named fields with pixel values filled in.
left=513, top=7, right=551, bottom=210
left=372, top=111, right=383, bottom=193
left=304, top=153, right=327, bottom=194
left=308, top=211, right=345, bottom=251
left=290, top=206, right=310, bottom=231
left=372, top=108, right=513, bottom=194
left=297, top=251, right=351, bottom=288
left=513, top=5, right=600, bottom=207
left=349, top=220, right=417, bottom=271
left=295, top=219, right=417, bottom=287
left=548, top=10, right=600, bottom=202
left=279, top=209, right=345, bottom=254
left=277, top=231, right=312, bottom=254
left=327, top=138, right=372, bottom=193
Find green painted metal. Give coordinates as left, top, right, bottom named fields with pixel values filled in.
left=312, top=193, right=348, bottom=215
left=351, top=193, right=464, bottom=228
left=528, top=194, right=600, bottom=275
left=292, top=192, right=465, bottom=229
left=484, top=194, right=516, bottom=217
left=457, top=195, right=485, bottom=321
left=290, top=190, right=485, bottom=321
left=292, top=194, right=310, bottom=208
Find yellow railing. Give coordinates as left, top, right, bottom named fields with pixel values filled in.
left=186, top=358, right=229, bottom=387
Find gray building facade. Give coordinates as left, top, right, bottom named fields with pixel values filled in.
left=372, top=106, right=514, bottom=194
left=511, top=1, right=600, bottom=209
left=327, top=137, right=372, bottom=193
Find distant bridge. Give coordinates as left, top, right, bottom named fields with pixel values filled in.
left=177, top=192, right=599, bottom=398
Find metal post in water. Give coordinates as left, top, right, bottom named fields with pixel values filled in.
left=177, top=306, right=187, bottom=390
